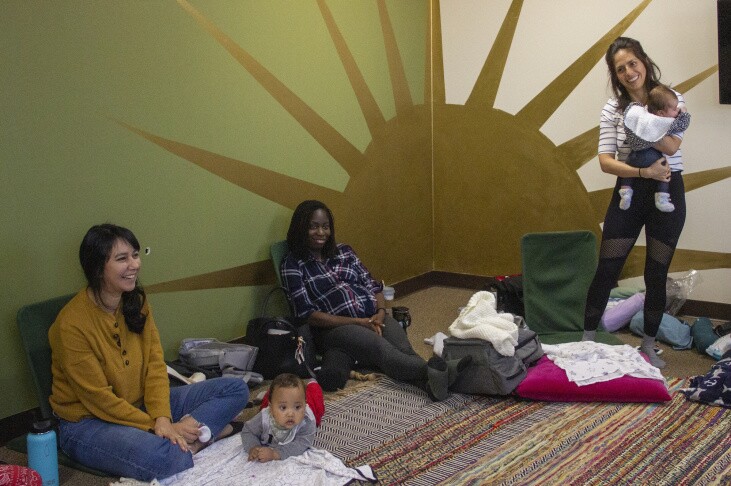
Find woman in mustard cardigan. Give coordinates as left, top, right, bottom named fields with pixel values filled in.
left=49, top=224, right=248, bottom=480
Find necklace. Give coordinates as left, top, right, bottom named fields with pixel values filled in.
left=99, top=299, right=118, bottom=313
left=90, top=289, right=119, bottom=313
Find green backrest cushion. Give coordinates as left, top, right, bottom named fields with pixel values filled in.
left=270, top=240, right=289, bottom=288
left=17, top=294, right=74, bottom=419
left=521, top=231, right=598, bottom=335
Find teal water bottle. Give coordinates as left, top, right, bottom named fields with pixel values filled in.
left=27, top=419, right=59, bottom=486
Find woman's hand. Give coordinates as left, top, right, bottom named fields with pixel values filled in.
left=357, top=315, right=383, bottom=336
left=154, top=416, right=191, bottom=452
left=369, top=308, right=387, bottom=335
left=172, top=415, right=202, bottom=444
left=643, top=157, right=671, bottom=182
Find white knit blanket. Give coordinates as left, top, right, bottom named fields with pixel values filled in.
left=154, top=435, right=375, bottom=486
left=624, top=104, right=676, bottom=143
left=449, top=291, right=519, bottom=356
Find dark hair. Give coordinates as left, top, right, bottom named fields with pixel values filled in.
left=268, top=373, right=305, bottom=401
left=647, top=84, right=677, bottom=114
left=79, top=224, right=147, bottom=333
left=605, top=37, right=662, bottom=110
left=286, top=200, right=337, bottom=261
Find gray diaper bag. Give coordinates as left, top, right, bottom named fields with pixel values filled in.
left=442, top=328, right=543, bottom=396
left=178, top=338, right=258, bottom=374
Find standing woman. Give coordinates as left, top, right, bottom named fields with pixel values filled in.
left=49, top=224, right=249, bottom=480
left=582, top=37, right=687, bottom=369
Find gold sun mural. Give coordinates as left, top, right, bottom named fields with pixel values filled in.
left=125, top=0, right=730, bottom=294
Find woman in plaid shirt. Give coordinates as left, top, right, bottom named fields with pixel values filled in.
left=280, top=200, right=456, bottom=398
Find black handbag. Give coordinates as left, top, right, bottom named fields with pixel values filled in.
left=244, top=288, right=317, bottom=380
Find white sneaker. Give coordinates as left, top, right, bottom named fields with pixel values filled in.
left=619, top=188, right=633, bottom=210
left=655, top=192, right=675, bottom=212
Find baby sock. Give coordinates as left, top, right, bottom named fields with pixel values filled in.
left=619, top=187, right=633, bottom=210
left=655, top=192, right=675, bottom=212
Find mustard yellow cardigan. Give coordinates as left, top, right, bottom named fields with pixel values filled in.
left=49, top=289, right=171, bottom=431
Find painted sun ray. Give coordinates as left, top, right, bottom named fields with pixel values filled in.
left=557, top=126, right=598, bottom=172
left=423, top=1, right=432, bottom=108
left=430, top=0, right=445, bottom=104
left=683, top=167, right=731, bottom=192
left=465, top=0, right=524, bottom=109
left=588, top=167, right=731, bottom=222
left=176, top=0, right=364, bottom=176
left=515, top=0, right=652, bottom=128
left=317, top=0, right=386, bottom=136
left=623, top=248, right=731, bottom=279
left=116, top=120, right=344, bottom=210
left=146, top=260, right=275, bottom=294
left=673, top=65, right=720, bottom=96
left=377, top=0, right=414, bottom=115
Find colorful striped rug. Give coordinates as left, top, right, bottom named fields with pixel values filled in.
left=313, top=377, right=731, bottom=485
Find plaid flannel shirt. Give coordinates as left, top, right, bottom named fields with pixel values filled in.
left=280, top=244, right=383, bottom=319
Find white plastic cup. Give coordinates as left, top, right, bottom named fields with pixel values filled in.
left=382, top=286, right=395, bottom=301
left=198, top=424, right=212, bottom=443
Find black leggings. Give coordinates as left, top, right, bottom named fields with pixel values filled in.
left=313, top=315, right=428, bottom=383
left=584, top=172, right=686, bottom=337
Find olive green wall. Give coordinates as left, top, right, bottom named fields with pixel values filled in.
left=2, top=0, right=729, bottom=421
left=1, top=0, right=429, bottom=419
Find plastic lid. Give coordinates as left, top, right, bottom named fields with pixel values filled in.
left=31, top=419, right=55, bottom=433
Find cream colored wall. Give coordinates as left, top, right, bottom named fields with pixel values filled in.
left=439, top=0, right=730, bottom=302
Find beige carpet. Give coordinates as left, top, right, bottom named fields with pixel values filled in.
left=0, top=286, right=719, bottom=485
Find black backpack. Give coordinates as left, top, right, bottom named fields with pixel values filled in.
left=484, top=275, right=524, bottom=317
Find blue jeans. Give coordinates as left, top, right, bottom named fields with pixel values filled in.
left=58, top=377, right=248, bottom=481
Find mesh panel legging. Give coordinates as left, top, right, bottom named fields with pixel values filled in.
left=584, top=172, right=685, bottom=337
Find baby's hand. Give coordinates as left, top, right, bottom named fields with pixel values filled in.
left=248, top=446, right=281, bottom=462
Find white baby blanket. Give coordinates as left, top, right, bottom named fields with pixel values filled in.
left=542, top=342, right=665, bottom=386
left=155, top=435, right=375, bottom=486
